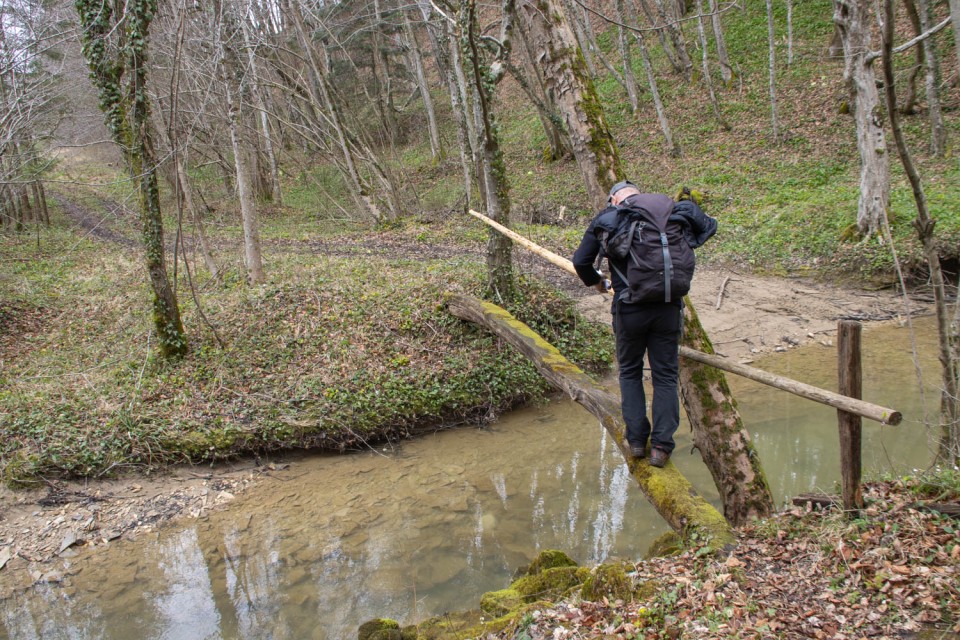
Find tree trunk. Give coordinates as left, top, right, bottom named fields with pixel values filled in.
left=696, top=0, right=728, bottom=130
left=765, top=0, right=781, bottom=142
left=880, top=0, right=959, bottom=466
left=176, top=151, right=219, bottom=280
left=900, top=0, right=923, bottom=116
left=371, top=0, right=400, bottom=146
left=214, top=0, right=265, bottom=285
left=403, top=10, right=442, bottom=162
left=510, top=16, right=571, bottom=160
left=636, top=0, right=682, bottom=73
left=709, top=0, right=734, bottom=85
left=447, top=293, right=736, bottom=551
left=615, top=0, right=641, bottom=114
left=654, top=0, right=693, bottom=80
left=833, top=0, right=889, bottom=237
left=949, top=0, right=960, bottom=78
left=560, top=0, right=598, bottom=77
left=786, top=0, right=794, bottom=65
left=632, top=24, right=681, bottom=157
left=241, top=17, right=283, bottom=204
left=461, top=0, right=515, bottom=297
left=425, top=12, right=474, bottom=206
left=76, top=0, right=188, bottom=359
left=517, top=0, right=623, bottom=210
left=679, top=304, right=776, bottom=526
left=917, top=0, right=946, bottom=156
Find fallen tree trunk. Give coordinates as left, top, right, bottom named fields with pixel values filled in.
left=447, top=293, right=736, bottom=553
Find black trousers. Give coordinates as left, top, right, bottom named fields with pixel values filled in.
left=613, top=301, right=682, bottom=454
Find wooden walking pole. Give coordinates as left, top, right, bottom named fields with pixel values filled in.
left=838, top=320, right=864, bottom=513
left=467, top=208, right=902, bottom=427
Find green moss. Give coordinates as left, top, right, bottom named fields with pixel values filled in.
left=580, top=562, right=634, bottom=602
left=480, top=588, right=522, bottom=617
left=647, top=531, right=684, bottom=558
left=512, top=566, right=590, bottom=602
left=358, top=618, right=401, bottom=640
left=521, top=549, right=578, bottom=575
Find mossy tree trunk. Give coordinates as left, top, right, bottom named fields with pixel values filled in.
left=460, top=0, right=515, bottom=299
left=76, top=0, right=188, bottom=359
left=517, top=0, right=622, bottom=210
left=679, top=303, right=775, bottom=526
left=447, top=293, right=736, bottom=552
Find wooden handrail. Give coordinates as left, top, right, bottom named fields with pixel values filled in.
left=467, top=209, right=902, bottom=426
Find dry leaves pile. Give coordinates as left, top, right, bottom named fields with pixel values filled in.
left=495, top=480, right=959, bottom=639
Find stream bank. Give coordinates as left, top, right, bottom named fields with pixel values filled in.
left=0, top=269, right=930, bottom=572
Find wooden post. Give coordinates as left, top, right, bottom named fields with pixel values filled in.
left=838, top=320, right=864, bottom=514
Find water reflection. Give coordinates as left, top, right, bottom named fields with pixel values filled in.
left=0, top=318, right=941, bottom=639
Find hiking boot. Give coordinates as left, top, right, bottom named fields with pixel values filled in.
left=649, top=447, right=670, bottom=468
left=628, top=442, right=646, bottom=459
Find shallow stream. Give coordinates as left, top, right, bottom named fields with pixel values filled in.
left=0, top=317, right=943, bottom=639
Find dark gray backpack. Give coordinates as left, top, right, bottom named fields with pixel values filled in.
left=594, top=193, right=695, bottom=304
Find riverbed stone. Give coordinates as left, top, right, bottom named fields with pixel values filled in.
left=357, top=618, right=401, bottom=640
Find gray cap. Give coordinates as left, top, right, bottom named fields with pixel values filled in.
left=608, top=180, right=638, bottom=201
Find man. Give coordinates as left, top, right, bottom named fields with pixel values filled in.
left=572, top=180, right=715, bottom=468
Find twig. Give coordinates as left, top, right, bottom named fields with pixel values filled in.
left=716, top=275, right=732, bottom=310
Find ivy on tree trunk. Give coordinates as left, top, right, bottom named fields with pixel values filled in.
left=76, top=0, right=188, bottom=358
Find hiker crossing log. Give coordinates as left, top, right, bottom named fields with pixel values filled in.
left=447, top=293, right=736, bottom=552
left=468, top=208, right=774, bottom=526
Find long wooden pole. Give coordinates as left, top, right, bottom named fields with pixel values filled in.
left=467, top=209, right=903, bottom=426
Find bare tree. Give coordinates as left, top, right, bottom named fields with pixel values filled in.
left=401, top=8, right=442, bottom=162
left=76, top=0, right=188, bottom=358
left=629, top=12, right=680, bottom=157
left=765, top=0, right=781, bottom=142
left=696, top=0, right=728, bottom=130
left=880, top=0, right=959, bottom=466
left=212, top=0, right=265, bottom=285
left=833, top=0, right=888, bottom=237
left=709, top=0, right=733, bottom=85
left=916, top=0, right=945, bottom=156
left=615, top=0, right=641, bottom=115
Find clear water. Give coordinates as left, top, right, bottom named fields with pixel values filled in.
left=0, top=318, right=942, bottom=639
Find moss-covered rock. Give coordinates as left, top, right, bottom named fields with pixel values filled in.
left=580, top=562, right=634, bottom=602
left=405, top=608, right=513, bottom=639
left=516, top=549, right=578, bottom=578
left=480, top=588, right=523, bottom=617
left=513, top=566, right=590, bottom=602
left=358, top=618, right=401, bottom=640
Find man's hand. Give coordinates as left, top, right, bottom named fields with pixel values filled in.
left=594, top=279, right=612, bottom=293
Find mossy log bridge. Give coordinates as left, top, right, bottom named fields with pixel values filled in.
left=466, top=209, right=902, bottom=427
left=447, top=293, right=736, bottom=552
